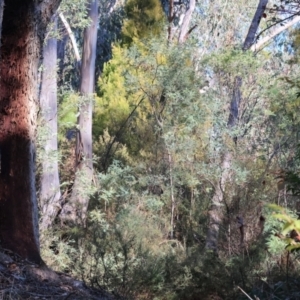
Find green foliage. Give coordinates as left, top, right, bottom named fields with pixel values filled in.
left=94, top=45, right=130, bottom=137
left=39, top=1, right=300, bottom=299
left=40, top=228, right=78, bottom=272
left=264, top=206, right=287, bottom=256
left=122, top=0, right=165, bottom=45
left=58, top=91, right=78, bottom=130
left=59, top=0, right=91, bottom=29
left=94, top=44, right=156, bottom=166
left=203, top=48, right=259, bottom=82
left=268, top=204, right=300, bottom=252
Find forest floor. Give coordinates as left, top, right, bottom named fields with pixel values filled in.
left=0, top=247, right=120, bottom=300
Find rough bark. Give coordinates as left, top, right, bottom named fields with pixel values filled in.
left=60, top=0, right=98, bottom=225
left=0, top=0, right=62, bottom=263
left=205, top=0, right=269, bottom=252
left=0, top=0, right=4, bottom=50
left=39, top=17, right=61, bottom=230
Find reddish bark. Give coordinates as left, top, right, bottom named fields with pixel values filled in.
left=0, top=0, right=61, bottom=263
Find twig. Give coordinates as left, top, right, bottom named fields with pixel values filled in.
left=237, top=285, right=255, bottom=300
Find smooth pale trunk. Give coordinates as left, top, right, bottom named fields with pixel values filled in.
left=60, top=0, right=98, bottom=225
left=40, top=17, right=61, bottom=230
left=178, top=0, right=196, bottom=44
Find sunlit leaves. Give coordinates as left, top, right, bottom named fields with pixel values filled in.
left=122, top=0, right=165, bottom=45
left=269, top=204, right=300, bottom=252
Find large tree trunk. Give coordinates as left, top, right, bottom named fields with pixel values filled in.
left=0, top=0, right=61, bottom=263
left=205, top=0, right=268, bottom=253
left=60, top=0, right=98, bottom=225
left=0, top=0, right=3, bottom=49
left=39, top=16, right=61, bottom=230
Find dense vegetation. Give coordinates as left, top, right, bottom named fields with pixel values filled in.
left=33, top=0, right=300, bottom=299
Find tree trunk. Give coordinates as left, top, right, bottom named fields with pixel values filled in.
left=0, top=0, right=61, bottom=263
left=0, top=0, right=4, bottom=49
left=243, top=0, right=268, bottom=51
left=60, top=0, right=98, bottom=225
left=167, top=0, right=196, bottom=43
left=178, top=0, right=196, bottom=44
left=205, top=152, right=232, bottom=251
left=205, top=0, right=268, bottom=252
left=59, top=12, right=81, bottom=63
left=39, top=16, right=61, bottom=230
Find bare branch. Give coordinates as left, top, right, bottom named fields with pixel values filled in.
left=58, top=11, right=81, bottom=63
left=251, top=15, right=300, bottom=52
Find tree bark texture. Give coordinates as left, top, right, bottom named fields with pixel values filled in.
left=0, top=0, right=61, bottom=263
left=205, top=0, right=269, bottom=252
left=60, top=0, right=98, bottom=225
left=40, top=17, right=61, bottom=230
left=0, top=0, right=4, bottom=50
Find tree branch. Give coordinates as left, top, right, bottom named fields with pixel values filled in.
left=255, top=12, right=300, bottom=41
left=251, top=15, right=300, bottom=52
left=58, top=11, right=81, bottom=63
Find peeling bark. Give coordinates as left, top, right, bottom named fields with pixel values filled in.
left=40, top=17, right=61, bottom=230
left=0, top=0, right=62, bottom=263
left=0, top=0, right=4, bottom=50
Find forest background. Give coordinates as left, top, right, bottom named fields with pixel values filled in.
left=3, top=0, right=300, bottom=299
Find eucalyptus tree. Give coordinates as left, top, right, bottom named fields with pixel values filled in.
left=60, top=0, right=99, bottom=225
left=204, top=0, right=274, bottom=252
left=204, top=0, right=300, bottom=253
left=38, top=0, right=90, bottom=230
left=0, top=0, right=62, bottom=263
left=56, top=0, right=90, bottom=86
left=39, top=17, right=61, bottom=230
